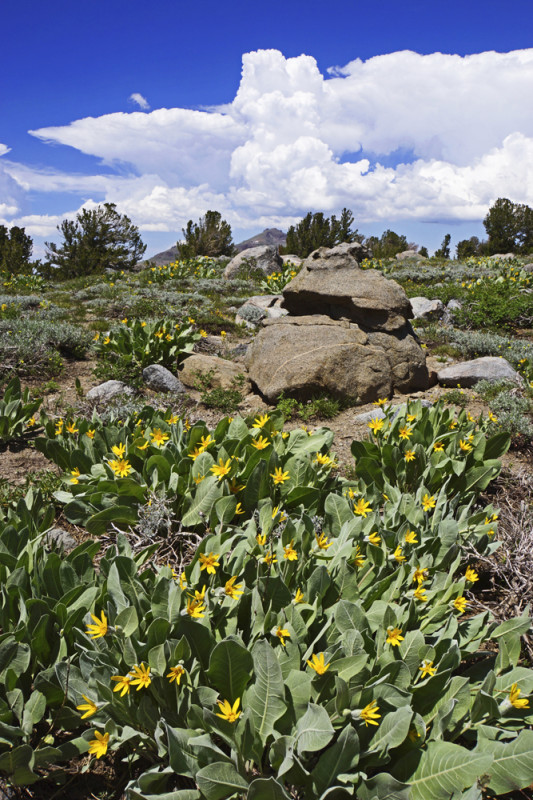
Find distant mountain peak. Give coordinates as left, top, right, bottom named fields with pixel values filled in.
left=143, top=227, right=287, bottom=266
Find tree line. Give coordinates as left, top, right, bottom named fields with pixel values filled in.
left=2, top=197, right=532, bottom=279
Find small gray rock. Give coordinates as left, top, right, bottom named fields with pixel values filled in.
left=46, top=527, right=77, bottom=552
left=143, top=364, right=186, bottom=393
left=86, top=380, right=134, bottom=402
left=437, top=356, right=522, bottom=388
left=409, top=296, right=445, bottom=320
left=396, top=250, right=425, bottom=261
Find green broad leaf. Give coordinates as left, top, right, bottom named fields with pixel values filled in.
left=207, top=639, right=253, bottom=703
left=182, top=477, right=223, bottom=527
left=166, top=725, right=204, bottom=778
left=285, top=670, right=312, bottom=718
left=492, top=613, right=532, bottom=639
left=210, top=495, right=237, bottom=528
left=86, top=505, right=139, bottom=535
left=0, top=744, right=38, bottom=785
left=395, top=741, right=492, bottom=800
left=356, top=773, right=410, bottom=800
left=483, top=729, right=533, bottom=795
left=106, top=562, right=129, bottom=612
left=295, top=703, right=335, bottom=754
left=145, top=453, right=172, bottom=483
left=367, top=706, right=412, bottom=755
left=23, top=690, right=46, bottom=727
left=196, top=761, right=248, bottom=800
left=324, top=493, right=354, bottom=535
left=399, top=630, right=425, bottom=677
left=334, top=600, right=368, bottom=635
left=483, top=431, right=511, bottom=460
left=148, top=644, right=167, bottom=676
left=248, top=640, right=286, bottom=745
left=247, top=777, right=291, bottom=800
left=312, top=724, right=359, bottom=795
left=115, top=605, right=139, bottom=637
left=243, top=460, right=268, bottom=508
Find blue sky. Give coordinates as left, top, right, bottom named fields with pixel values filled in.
left=1, top=0, right=533, bottom=257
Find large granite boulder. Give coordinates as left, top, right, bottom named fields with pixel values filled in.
left=437, top=357, right=521, bottom=388
left=282, top=243, right=412, bottom=332
left=245, top=316, right=428, bottom=403
left=396, top=250, right=425, bottom=261
left=224, top=246, right=282, bottom=279
left=409, top=296, right=445, bottom=320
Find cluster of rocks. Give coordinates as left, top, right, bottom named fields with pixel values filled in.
left=245, top=243, right=429, bottom=403
left=85, top=242, right=525, bottom=408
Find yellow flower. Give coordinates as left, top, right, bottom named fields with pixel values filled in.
left=465, top=566, right=479, bottom=582
left=453, top=596, right=468, bottom=614
left=413, top=585, right=428, bottom=602
left=283, top=540, right=298, bottom=561
left=228, top=477, right=245, bottom=494
left=459, top=439, right=473, bottom=452
left=121, top=317, right=128, bottom=324
left=372, top=398, right=388, bottom=406
left=293, top=588, right=304, bottom=604
left=272, top=505, right=287, bottom=522
left=111, top=674, right=132, bottom=697
left=130, top=663, right=151, bottom=691
left=360, top=699, right=381, bottom=727
left=386, top=626, right=404, bottom=646
left=509, top=683, right=530, bottom=709
left=66, top=422, right=79, bottom=434
left=368, top=418, right=384, bottom=434
left=354, top=545, right=366, bottom=568
left=108, top=458, right=133, bottom=478
left=154, top=329, right=164, bottom=339
left=449, top=420, right=458, bottom=429
left=192, top=585, right=207, bottom=601
left=220, top=330, right=227, bottom=338
left=88, top=730, right=109, bottom=759
left=234, top=502, right=245, bottom=515
left=167, top=413, right=179, bottom=424
left=404, top=449, right=416, bottom=462
left=252, top=435, right=270, bottom=450
left=199, top=552, right=220, bottom=574
left=404, top=530, right=418, bottom=544
left=412, top=567, right=428, bottom=584
left=399, top=425, right=413, bottom=440
left=306, top=653, right=330, bottom=675
left=422, top=493, right=436, bottom=512
left=211, top=458, right=232, bottom=480
left=86, top=429, right=95, bottom=439
left=150, top=428, right=170, bottom=448
left=76, top=694, right=98, bottom=719
left=140, top=321, right=147, bottom=327
left=194, top=474, right=205, bottom=485
left=225, top=576, right=244, bottom=599
left=263, top=552, right=277, bottom=565
left=252, top=413, right=270, bottom=428
left=488, top=412, right=498, bottom=423
left=419, top=660, right=437, bottom=678
left=433, top=441, right=445, bottom=452
left=103, top=337, right=110, bottom=345
left=393, top=545, right=405, bottom=563
left=199, top=434, right=213, bottom=449
left=353, top=498, right=372, bottom=517
left=215, top=697, right=241, bottom=722
left=256, top=533, right=267, bottom=546
left=188, top=446, right=203, bottom=460
left=406, top=413, right=417, bottom=423
left=275, top=626, right=290, bottom=646
left=111, top=442, right=126, bottom=457
left=86, top=610, right=108, bottom=639
left=26, top=416, right=36, bottom=427
left=179, top=572, right=187, bottom=590
left=167, top=665, right=186, bottom=684
left=270, top=467, right=290, bottom=484
left=314, top=452, right=335, bottom=467
left=137, top=440, right=149, bottom=451
left=315, top=532, right=332, bottom=550
left=187, top=317, right=195, bottom=324
left=367, top=531, right=381, bottom=545
left=186, top=598, right=206, bottom=618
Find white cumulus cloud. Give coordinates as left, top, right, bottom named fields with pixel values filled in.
left=3, top=47, right=533, bottom=238
left=129, top=93, right=150, bottom=110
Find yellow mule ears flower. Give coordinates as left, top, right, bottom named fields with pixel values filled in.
left=215, top=697, right=241, bottom=722
left=88, top=730, right=110, bottom=759
left=86, top=610, right=108, bottom=639
left=306, top=653, right=330, bottom=675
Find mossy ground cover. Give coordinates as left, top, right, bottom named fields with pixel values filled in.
left=0, top=255, right=532, bottom=799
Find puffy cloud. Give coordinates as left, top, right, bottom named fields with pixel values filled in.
left=129, top=93, right=150, bottom=111
left=5, top=47, right=533, bottom=237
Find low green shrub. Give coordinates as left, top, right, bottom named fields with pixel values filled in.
left=0, top=319, right=92, bottom=378
left=0, top=376, right=42, bottom=444
left=276, top=392, right=344, bottom=421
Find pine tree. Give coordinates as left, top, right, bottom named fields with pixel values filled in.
left=177, top=211, right=234, bottom=259
left=45, top=203, right=146, bottom=278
